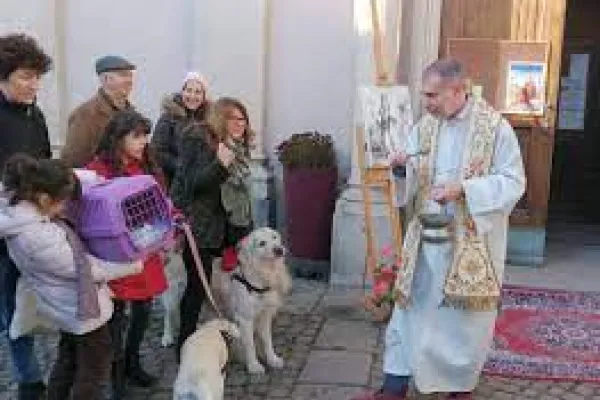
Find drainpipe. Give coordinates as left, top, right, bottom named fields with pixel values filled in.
left=54, top=0, right=69, bottom=155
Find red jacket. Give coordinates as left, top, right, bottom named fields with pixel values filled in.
left=85, top=157, right=168, bottom=300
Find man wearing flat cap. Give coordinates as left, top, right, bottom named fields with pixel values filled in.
left=61, top=55, right=136, bottom=167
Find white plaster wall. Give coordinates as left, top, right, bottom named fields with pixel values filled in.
left=0, top=0, right=61, bottom=146
left=65, top=0, right=189, bottom=132
left=266, top=0, right=355, bottom=174
left=192, top=0, right=268, bottom=154
left=2, top=0, right=361, bottom=170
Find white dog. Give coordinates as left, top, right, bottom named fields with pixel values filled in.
left=173, top=318, right=240, bottom=400
left=214, top=227, right=292, bottom=374
left=160, top=251, right=187, bottom=347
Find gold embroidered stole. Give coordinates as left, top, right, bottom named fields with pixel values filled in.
left=395, top=98, right=502, bottom=311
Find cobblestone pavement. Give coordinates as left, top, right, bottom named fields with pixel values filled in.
left=1, top=279, right=598, bottom=399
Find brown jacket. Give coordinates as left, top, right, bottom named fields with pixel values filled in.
left=61, top=89, right=131, bottom=167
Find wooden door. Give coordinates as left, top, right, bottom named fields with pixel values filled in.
left=440, top=0, right=568, bottom=227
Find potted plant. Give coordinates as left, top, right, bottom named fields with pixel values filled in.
left=361, top=245, right=401, bottom=323
left=275, top=131, right=337, bottom=273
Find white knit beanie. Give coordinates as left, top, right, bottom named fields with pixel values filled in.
left=182, top=71, right=208, bottom=90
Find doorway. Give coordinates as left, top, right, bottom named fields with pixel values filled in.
left=547, top=0, right=600, bottom=270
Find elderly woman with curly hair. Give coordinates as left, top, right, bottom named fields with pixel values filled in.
left=170, top=97, right=254, bottom=358
left=0, top=33, right=52, bottom=400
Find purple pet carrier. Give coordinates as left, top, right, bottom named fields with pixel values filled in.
left=69, top=175, right=174, bottom=262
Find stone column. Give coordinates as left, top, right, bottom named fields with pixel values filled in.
left=249, top=0, right=274, bottom=228
left=53, top=0, right=69, bottom=155
left=330, top=0, right=401, bottom=288
left=329, top=0, right=442, bottom=288
left=404, top=0, right=442, bottom=117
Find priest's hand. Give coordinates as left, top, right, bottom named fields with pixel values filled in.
left=431, top=182, right=464, bottom=204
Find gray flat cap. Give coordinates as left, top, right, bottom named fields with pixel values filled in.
left=95, top=55, right=136, bottom=75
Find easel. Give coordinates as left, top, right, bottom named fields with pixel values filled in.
left=359, top=0, right=404, bottom=285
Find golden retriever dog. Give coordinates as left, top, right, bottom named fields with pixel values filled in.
left=212, top=227, right=292, bottom=374
left=173, top=318, right=240, bottom=400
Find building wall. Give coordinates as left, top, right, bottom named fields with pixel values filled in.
left=267, top=0, right=355, bottom=174
left=65, top=0, right=189, bottom=125
left=0, top=1, right=360, bottom=171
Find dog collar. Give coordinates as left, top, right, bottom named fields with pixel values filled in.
left=231, top=272, right=271, bottom=294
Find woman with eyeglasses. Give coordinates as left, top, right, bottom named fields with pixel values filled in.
left=151, top=71, right=211, bottom=188
left=170, top=97, right=254, bottom=360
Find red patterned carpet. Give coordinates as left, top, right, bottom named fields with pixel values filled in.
left=484, top=286, right=600, bottom=382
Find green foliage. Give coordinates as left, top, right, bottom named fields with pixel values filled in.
left=275, top=131, right=336, bottom=170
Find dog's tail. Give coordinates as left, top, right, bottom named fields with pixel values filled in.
left=205, top=318, right=241, bottom=339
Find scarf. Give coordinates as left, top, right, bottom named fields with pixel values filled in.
left=220, top=140, right=252, bottom=227
left=395, top=97, right=502, bottom=311
left=55, top=219, right=101, bottom=320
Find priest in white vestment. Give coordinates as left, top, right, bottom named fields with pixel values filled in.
left=352, top=59, right=525, bottom=400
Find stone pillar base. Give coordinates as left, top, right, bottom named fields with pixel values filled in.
left=329, top=184, right=397, bottom=289
left=249, top=156, right=274, bottom=228
left=506, top=226, right=546, bottom=267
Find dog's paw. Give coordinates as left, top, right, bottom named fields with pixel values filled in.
left=161, top=334, right=174, bottom=348
left=267, top=355, right=285, bottom=369
left=247, top=361, right=266, bottom=375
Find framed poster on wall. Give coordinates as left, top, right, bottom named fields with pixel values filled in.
left=504, top=61, right=546, bottom=115
left=498, top=41, right=550, bottom=117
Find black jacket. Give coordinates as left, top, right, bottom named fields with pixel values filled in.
left=0, top=91, right=51, bottom=171
left=170, top=124, right=230, bottom=249
left=151, top=93, right=209, bottom=187
left=0, top=91, right=51, bottom=261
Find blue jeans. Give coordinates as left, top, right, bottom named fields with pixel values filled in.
left=0, top=241, right=43, bottom=383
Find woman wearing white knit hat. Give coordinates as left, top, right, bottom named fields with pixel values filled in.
left=151, top=71, right=211, bottom=187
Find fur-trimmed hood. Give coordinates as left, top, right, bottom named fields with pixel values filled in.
left=160, top=93, right=209, bottom=121
left=160, top=93, right=188, bottom=119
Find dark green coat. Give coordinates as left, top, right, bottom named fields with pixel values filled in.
left=170, top=124, right=229, bottom=249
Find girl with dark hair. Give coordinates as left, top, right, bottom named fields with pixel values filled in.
left=0, top=154, right=142, bottom=400
left=86, top=110, right=167, bottom=398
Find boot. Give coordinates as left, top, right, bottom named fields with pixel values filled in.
left=125, top=353, right=157, bottom=387
left=17, top=381, right=46, bottom=400
left=125, top=300, right=156, bottom=387
left=111, top=358, right=127, bottom=400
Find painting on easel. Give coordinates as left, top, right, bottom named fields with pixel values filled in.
left=359, top=85, right=413, bottom=167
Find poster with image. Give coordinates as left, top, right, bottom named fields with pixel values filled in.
left=358, top=86, right=413, bottom=167
left=504, top=61, right=546, bottom=115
